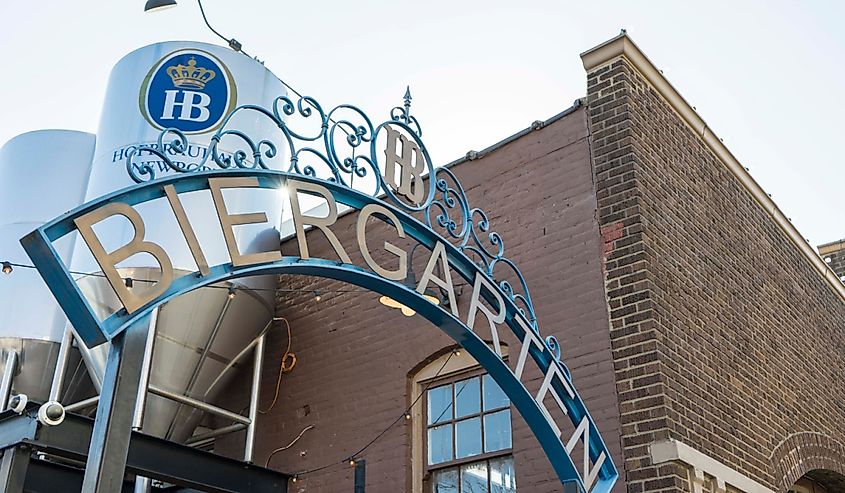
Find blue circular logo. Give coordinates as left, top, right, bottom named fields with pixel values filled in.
left=140, top=49, right=237, bottom=134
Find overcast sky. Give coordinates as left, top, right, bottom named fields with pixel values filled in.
left=1, top=0, right=843, bottom=246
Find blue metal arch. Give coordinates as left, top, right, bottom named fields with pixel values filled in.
left=21, top=169, right=617, bottom=492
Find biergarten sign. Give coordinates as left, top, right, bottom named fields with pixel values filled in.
left=21, top=93, right=618, bottom=492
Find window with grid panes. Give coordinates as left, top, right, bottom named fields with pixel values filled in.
left=425, top=373, right=516, bottom=493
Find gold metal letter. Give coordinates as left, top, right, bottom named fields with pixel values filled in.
left=164, top=184, right=210, bottom=276
left=466, top=272, right=506, bottom=356
left=383, top=126, right=426, bottom=204
left=356, top=204, right=408, bottom=281
left=74, top=202, right=174, bottom=314
left=288, top=180, right=352, bottom=264
left=208, top=177, right=282, bottom=267
left=416, top=242, right=458, bottom=317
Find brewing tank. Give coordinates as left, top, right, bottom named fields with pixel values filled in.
left=0, top=130, right=97, bottom=402
left=1, top=40, right=288, bottom=444
left=70, top=40, right=287, bottom=442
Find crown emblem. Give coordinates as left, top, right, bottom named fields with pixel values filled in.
left=166, top=57, right=216, bottom=90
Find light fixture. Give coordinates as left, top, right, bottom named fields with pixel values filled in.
left=404, top=412, right=412, bottom=420
left=124, top=277, right=134, bottom=288
left=1, top=262, right=12, bottom=275
left=227, top=286, right=237, bottom=299
left=378, top=245, right=446, bottom=317
left=313, top=290, right=322, bottom=302
left=349, top=458, right=356, bottom=466
left=378, top=293, right=439, bottom=317
left=143, top=0, right=177, bottom=13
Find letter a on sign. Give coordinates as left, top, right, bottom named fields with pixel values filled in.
left=383, top=126, right=426, bottom=204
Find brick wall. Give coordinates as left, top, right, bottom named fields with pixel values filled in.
left=586, top=52, right=845, bottom=493
left=819, top=240, right=845, bottom=281
left=253, top=106, right=626, bottom=492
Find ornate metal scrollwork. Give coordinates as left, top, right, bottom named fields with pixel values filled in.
left=126, top=93, right=538, bottom=328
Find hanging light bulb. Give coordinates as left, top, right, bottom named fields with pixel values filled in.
left=227, top=286, right=237, bottom=299
left=313, top=290, right=322, bottom=302
left=1, top=262, right=12, bottom=275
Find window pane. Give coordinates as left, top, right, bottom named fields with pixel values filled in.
left=455, top=417, right=482, bottom=459
left=433, top=468, right=458, bottom=493
left=484, top=410, right=512, bottom=453
left=460, top=461, right=489, bottom=493
left=490, top=456, right=516, bottom=493
left=483, top=374, right=509, bottom=411
left=455, top=377, right=480, bottom=418
left=428, top=384, right=453, bottom=425
left=428, top=424, right=453, bottom=465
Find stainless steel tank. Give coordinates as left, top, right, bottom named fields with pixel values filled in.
left=2, top=41, right=287, bottom=444
left=0, top=130, right=97, bottom=402
left=70, top=40, right=287, bottom=442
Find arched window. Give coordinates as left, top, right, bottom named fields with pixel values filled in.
left=410, top=347, right=516, bottom=493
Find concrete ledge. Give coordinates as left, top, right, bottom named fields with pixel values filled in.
left=650, top=439, right=775, bottom=493
left=581, top=34, right=845, bottom=303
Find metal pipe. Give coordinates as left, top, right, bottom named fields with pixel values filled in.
left=244, top=334, right=265, bottom=463
left=72, top=326, right=103, bottom=393
left=65, top=395, right=100, bottom=413
left=203, top=318, right=273, bottom=400
left=133, top=308, right=158, bottom=431
left=0, top=350, right=18, bottom=410
left=187, top=437, right=217, bottom=450
left=133, top=476, right=151, bottom=493
left=185, top=423, right=247, bottom=445
left=148, top=384, right=250, bottom=425
left=166, top=295, right=232, bottom=440
left=354, top=459, right=366, bottom=493
left=49, top=327, right=74, bottom=402
left=187, top=296, right=231, bottom=395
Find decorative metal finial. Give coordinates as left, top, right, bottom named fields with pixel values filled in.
left=403, top=86, right=412, bottom=121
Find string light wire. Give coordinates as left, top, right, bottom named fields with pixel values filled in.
left=291, top=350, right=456, bottom=478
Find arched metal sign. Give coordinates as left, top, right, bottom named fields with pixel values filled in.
left=20, top=95, right=617, bottom=492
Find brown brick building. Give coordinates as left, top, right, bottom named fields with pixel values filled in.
left=249, top=34, right=845, bottom=493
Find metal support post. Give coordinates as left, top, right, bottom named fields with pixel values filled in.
left=81, top=313, right=154, bottom=493
left=132, top=309, right=157, bottom=493
left=0, top=350, right=18, bottom=410
left=132, top=308, right=158, bottom=431
left=244, top=333, right=265, bottom=463
left=354, top=459, right=366, bottom=493
left=49, top=326, right=74, bottom=402
left=0, top=445, right=31, bottom=493
left=133, top=476, right=151, bottom=493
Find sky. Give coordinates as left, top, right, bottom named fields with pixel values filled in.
left=1, top=0, right=843, bottom=246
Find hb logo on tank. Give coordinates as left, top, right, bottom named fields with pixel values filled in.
left=140, top=49, right=237, bottom=134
